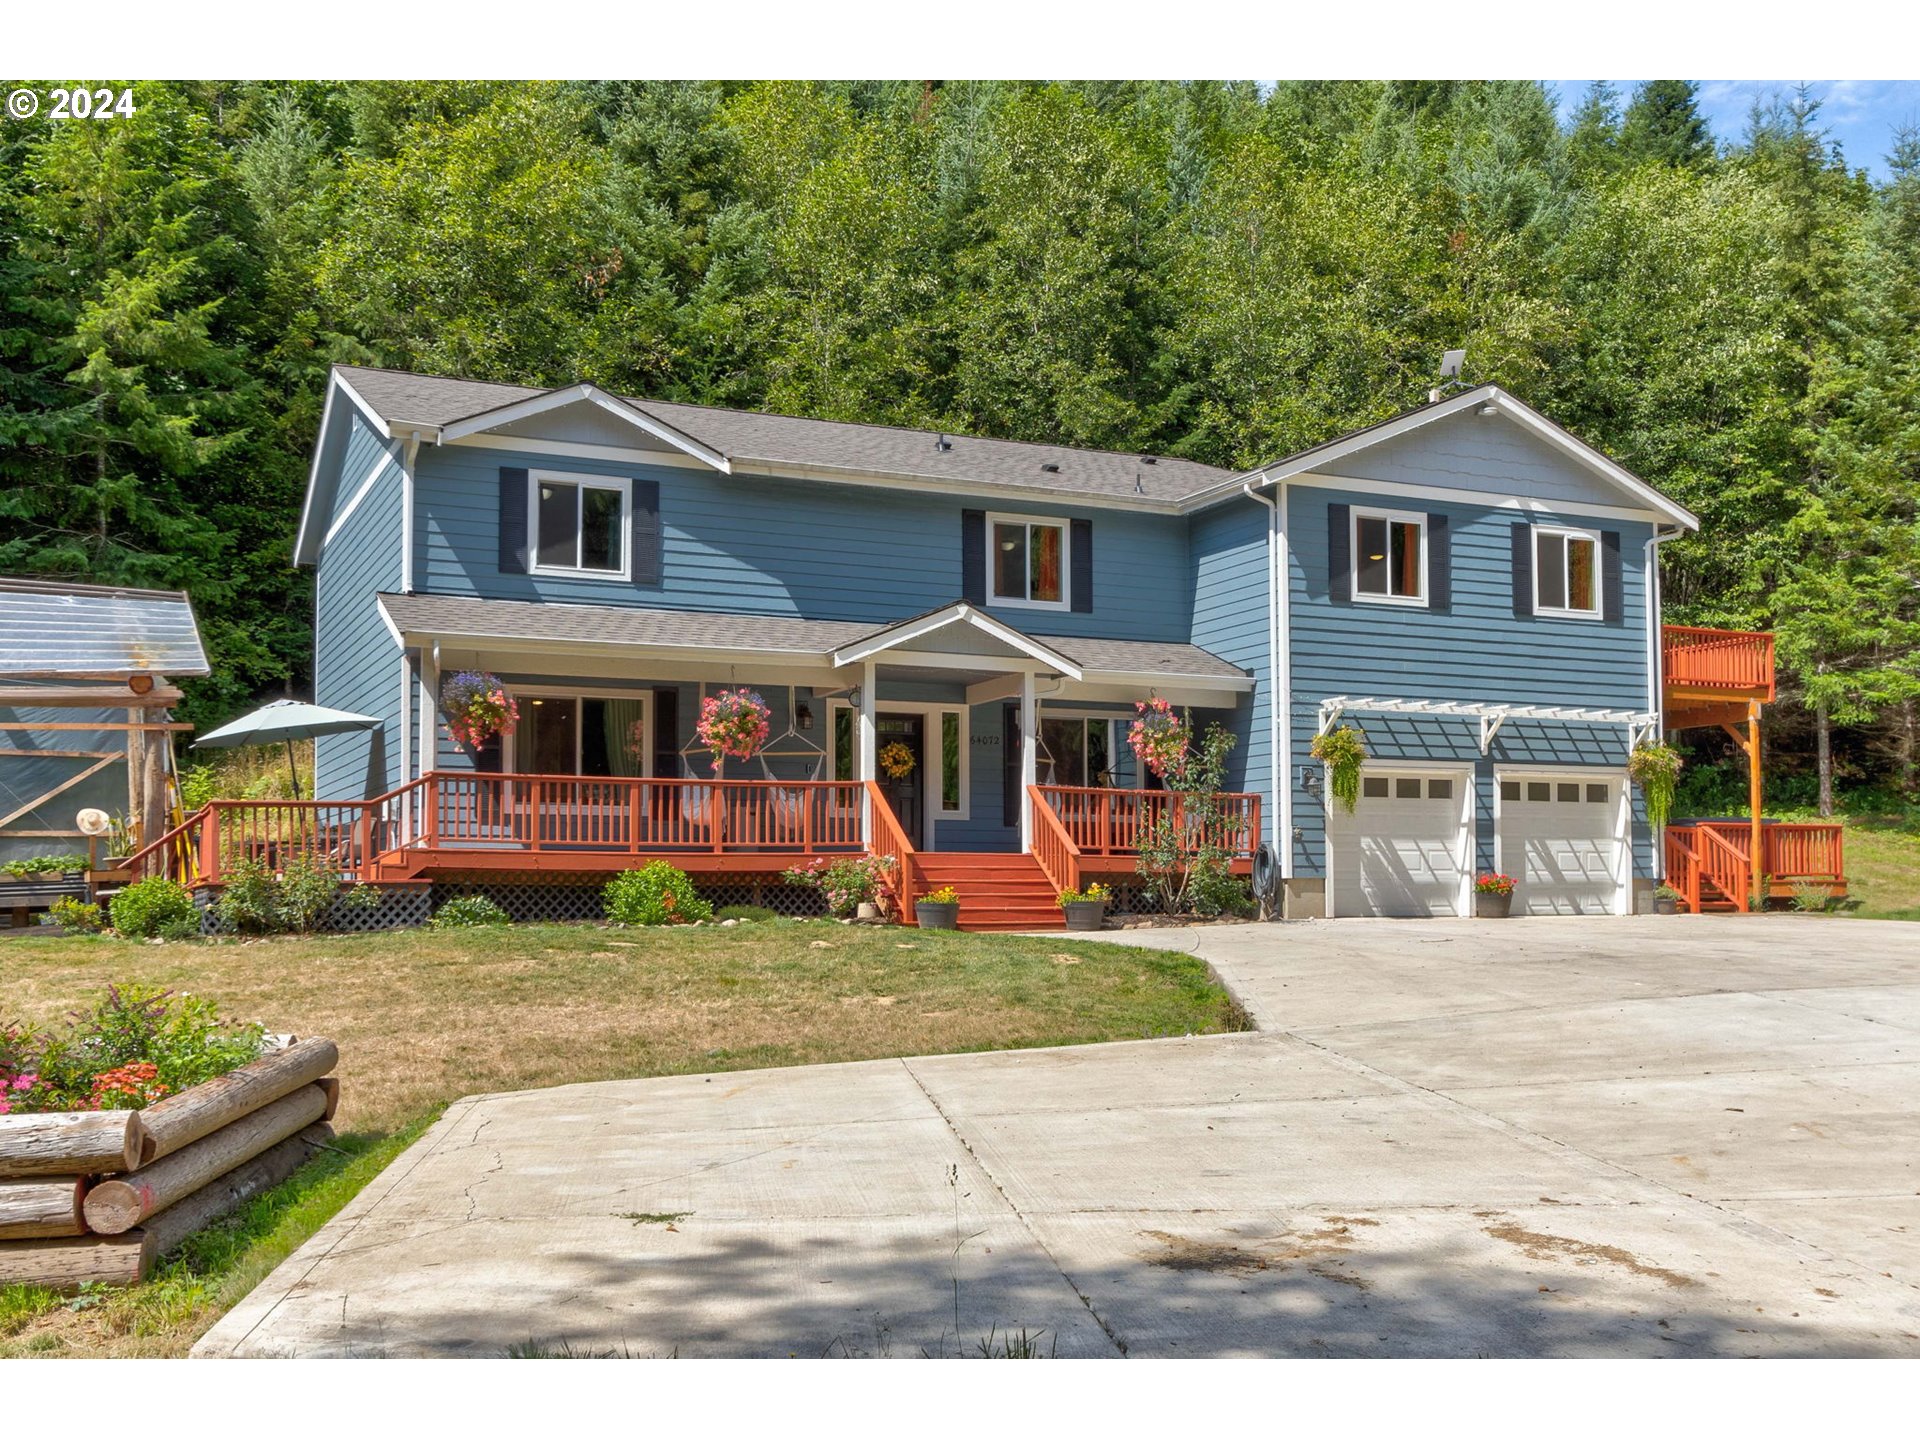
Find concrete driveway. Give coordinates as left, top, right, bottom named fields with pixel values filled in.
left=195, top=916, right=1920, bottom=1358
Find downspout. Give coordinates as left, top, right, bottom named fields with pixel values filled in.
left=1243, top=481, right=1290, bottom=892
left=400, top=434, right=421, bottom=595
left=1645, top=527, right=1683, bottom=883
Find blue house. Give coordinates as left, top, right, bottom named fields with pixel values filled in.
left=287, top=364, right=1703, bottom=925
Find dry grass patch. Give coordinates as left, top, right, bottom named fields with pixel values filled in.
left=0, top=919, right=1237, bottom=1356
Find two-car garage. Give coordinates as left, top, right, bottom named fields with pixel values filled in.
left=1327, top=765, right=1629, bottom=917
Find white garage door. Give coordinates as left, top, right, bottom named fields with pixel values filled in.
left=1332, top=770, right=1470, bottom=917
left=1498, top=774, right=1626, bottom=916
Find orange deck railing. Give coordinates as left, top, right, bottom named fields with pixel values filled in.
left=1034, top=784, right=1261, bottom=860
left=1662, top=625, right=1776, bottom=701
left=862, top=780, right=919, bottom=913
left=1027, top=785, right=1084, bottom=898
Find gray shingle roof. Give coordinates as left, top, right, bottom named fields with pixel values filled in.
left=378, top=593, right=1246, bottom=682
left=0, top=578, right=209, bottom=677
left=336, top=366, right=1226, bottom=505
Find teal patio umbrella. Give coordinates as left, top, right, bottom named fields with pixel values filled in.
left=193, top=699, right=380, bottom=799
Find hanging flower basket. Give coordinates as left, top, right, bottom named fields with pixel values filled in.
left=1628, top=741, right=1684, bottom=829
left=877, top=740, right=916, bottom=780
left=441, top=671, right=520, bottom=751
left=1309, top=724, right=1368, bottom=815
left=696, top=688, right=771, bottom=775
left=1128, top=697, right=1190, bottom=780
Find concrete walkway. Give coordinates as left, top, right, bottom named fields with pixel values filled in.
left=195, top=916, right=1920, bottom=1357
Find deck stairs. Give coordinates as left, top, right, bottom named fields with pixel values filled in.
left=914, top=852, right=1064, bottom=932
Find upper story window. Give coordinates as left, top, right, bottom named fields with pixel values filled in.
left=989, top=513, right=1068, bottom=610
left=1352, top=509, right=1426, bottom=606
left=1534, top=526, right=1600, bottom=618
left=532, top=471, right=630, bottom=578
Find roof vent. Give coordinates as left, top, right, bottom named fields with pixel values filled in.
left=1139, top=455, right=1158, bottom=465
left=1040, top=462, right=1061, bottom=474
left=934, top=434, right=952, bottom=452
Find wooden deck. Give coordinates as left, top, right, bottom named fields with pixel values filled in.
left=121, top=773, right=1261, bottom=930
left=1665, top=821, right=1847, bottom=913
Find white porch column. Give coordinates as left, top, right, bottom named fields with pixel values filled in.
left=857, top=660, right=877, bottom=841
left=419, top=641, right=439, bottom=785
left=1018, top=669, right=1038, bottom=850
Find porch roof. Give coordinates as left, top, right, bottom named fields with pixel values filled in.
left=377, top=593, right=1250, bottom=688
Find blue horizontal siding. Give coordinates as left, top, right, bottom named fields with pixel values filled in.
left=412, top=446, right=1194, bottom=643
left=313, top=416, right=403, bottom=801
left=1189, top=498, right=1270, bottom=811
left=1286, top=482, right=1657, bottom=883
left=1328, top=409, right=1633, bottom=513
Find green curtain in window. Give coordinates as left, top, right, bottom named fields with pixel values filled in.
left=602, top=697, right=647, bottom=777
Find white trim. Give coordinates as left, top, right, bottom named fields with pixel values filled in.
left=527, top=470, right=634, bottom=581
left=439, top=383, right=732, bottom=473
left=332, top=373, right=393, bottom=442
left=452, top=432, right=715, bottom=468
left=504, top=685, right=655, bottom=778
left=829, top=602, right=1084, bottom=678
left=1285, top=470, right=1670, bottom=525
left=1317, top=695, right=1655, bottom=757
left=984, top=512, right=1071, bottom=612
left=1324, top=759, right=1475, bottom=919
left=398, top=437, right=417, bottom=594
left=323, top=451, right=398, bottom=548
left=1531, top=524, right=1603, bottom=620
left=1493, top=763, right=1632, bottom=917
left=1350, top=505, right=1428, bottom=609
left=419, top=642, right=438, bottom=781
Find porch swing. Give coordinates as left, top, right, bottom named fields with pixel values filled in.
left=674, top=683, right=827, bottom=845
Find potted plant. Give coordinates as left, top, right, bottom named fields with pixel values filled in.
left=1653, top=883, right=1682, bottom=915
left=696, top=688, right=772, bottom=774
left=1057, top=882, right=1110, bottom=931
left=1309, top=724, right=1368, bottom=815
left=915, top=885, right=960, bottom=930
left=1474, top=872, right=1516, bottom=918
left=441, top=671, right=520, bottom=751
left=1628, top=741, right=1684, bottom=829
left=1127, top=697, right=1190, bottom=779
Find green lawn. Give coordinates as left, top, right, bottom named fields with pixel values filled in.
left=1, top=919, right=1241, bottom=1357
left=1833, top=816, right=1920, bottom=920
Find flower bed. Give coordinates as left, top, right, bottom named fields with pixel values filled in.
left=0, top=987, right=340, bottom=1291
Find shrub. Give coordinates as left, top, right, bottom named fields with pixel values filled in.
left=216, top=855, right=344, bottom=934
left=110, top=877, right=197, bottom=939
left=781, top=855, right=894, bottom=918
left=2, top=984, right=264, bottom=1113
left=215, top=857, right=282, bottom=934
left=605, top=862, right=713, bottom=926
left=715, top=904, right=777, bottom=923
left=1188, top=863, right=1254, bottom=918
left=277, top=856, right=340, bottom=933
left=49, top=897, right=105, bottom=933
left=431, top=895, right=511, bottom=929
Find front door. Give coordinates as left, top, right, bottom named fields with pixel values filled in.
left=875, top=712, right=927, bottom=846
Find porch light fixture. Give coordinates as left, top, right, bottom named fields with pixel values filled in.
left=796, top=703, right=814, bottom=730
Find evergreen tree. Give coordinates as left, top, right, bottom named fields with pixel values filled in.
left=1620, top=80, right=1714, bottom=169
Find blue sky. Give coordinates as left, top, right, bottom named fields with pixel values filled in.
left=1552, top=80, right=1920, bottom=181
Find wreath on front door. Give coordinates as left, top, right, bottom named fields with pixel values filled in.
left=877, top=740, right=916, bottom=780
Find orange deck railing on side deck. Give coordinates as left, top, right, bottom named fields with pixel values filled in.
left=1662, top=625, right=1776, bottom=701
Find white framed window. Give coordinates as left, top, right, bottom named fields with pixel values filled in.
left=1352, top=508, right=1426, bottom=607
left=1533, top=525, right=1601, bottom=618
left=502, top=688, right=652, bottom=777
left=1037, top=715, right=1122, bottom=789
left=987, top=512, right=1069, bottom=610
left=530, top=471, right=632, bottom=579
